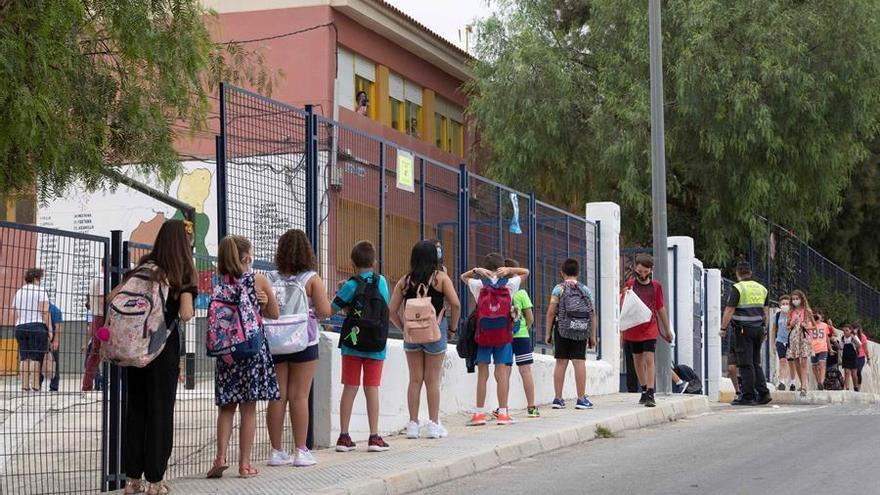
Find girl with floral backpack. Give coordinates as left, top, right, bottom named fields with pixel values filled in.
left=206, top=236, right=280, bottom=480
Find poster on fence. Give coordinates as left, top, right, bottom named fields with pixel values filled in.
left=396, top=150, right=415, bottom=192
left=510, top=192, right=522, bottom=234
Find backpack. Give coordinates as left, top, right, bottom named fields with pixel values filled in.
left=824, top=365, right=844, bottom=391
left=101, top=263, right=171, bottom=368
left=456, top=311, right=478, bottom=373
left=206, top=272, right=264, bottom=365
left=402, top=274, right=443, bottom=344
left=340, top=275, right=389, bottom=353
left=673, top=364, right=703, bottom=394
left=475, top=278, right=514, bottom=347
left=264, top=271, right=318, bottom=355
left=557, top=283, right=594, bottom=341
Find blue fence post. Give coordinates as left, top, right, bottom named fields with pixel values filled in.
left=103, top=231, right=125, bottom=491
left=527, top=193, right=537, bottom=306
left=304, top=104, right=319, bottom=250
left=378, top=144, right=386, bottom=273
left=566, top=216, right=571, bottom=259
left=595, top=220, right=602, bottom=360
left=672, top=245, right=679, bottom=364
left=459, top=163, right=470, bottom=323
left=216, top=83, right=228, bottom=242
left=419, top=157, right=426, bottom=240
left=496, top=186, right=503, bottom=253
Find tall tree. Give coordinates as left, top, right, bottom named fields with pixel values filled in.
left=467, top=0, right=880, bottom=263
left=0, top=0, right=274, bottom=198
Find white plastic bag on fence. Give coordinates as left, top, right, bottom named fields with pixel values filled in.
left=619, top=289, right=654, bottom=332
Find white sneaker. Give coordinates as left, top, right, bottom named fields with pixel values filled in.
left=267, top=448, right=293, bottom=466
left=426, top=421, right=445, bottom=439
left=293, top=448, right=317, bottom=467
left=405, top=420, right=420, bottom=439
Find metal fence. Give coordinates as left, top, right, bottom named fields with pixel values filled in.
left=0, top=221, right=109, bottom=495
left=217, top=83, right=602, bottom=355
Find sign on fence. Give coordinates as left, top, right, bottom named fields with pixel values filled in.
left=396, top=149, right=415, bottom=192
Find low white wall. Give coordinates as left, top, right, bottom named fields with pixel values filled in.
left=313, top=331, right=617, bottom=445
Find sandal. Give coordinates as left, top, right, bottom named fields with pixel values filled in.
left=124, top=479, right=146, bottom=494
left=146, top=481, right=170, bottom=495
left=206, top=456, right=228, bottom=479
left=238, top=464, right=259, bottom=478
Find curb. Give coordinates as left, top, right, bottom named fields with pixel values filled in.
left=718, top=389, right=880, bottom=405
left=317, top=396, right=710, bottom=495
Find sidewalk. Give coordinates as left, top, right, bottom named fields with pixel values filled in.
left=147, top=394, right=709, bottom=495
left=719, top=389, right=880, bottom=405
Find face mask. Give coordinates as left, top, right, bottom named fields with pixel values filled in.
left=637, top=273, right=651, bottom=283
left=792, top=300, right=801, bottom=308
left=780, top=304, right=790, bottom=313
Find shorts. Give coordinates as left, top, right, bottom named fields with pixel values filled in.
left=811, top=352, right=828, bottom=365
left=273, top=344, right=319, bottom=364
left=14, top=323, right=49, bottom=362
left=475, top=343, right=513, bottom=366
left=775, top=341, right=789, bottom=361
left=625, top=339, right=657, bottom=354
left=404, top=318, right=449, bottom=355
left=727, top=350, right=738, bottom=367
left=512, top=336, right=534, bottom=366
left=554, top=329, right=587, bottom=360
left=341, top=355, right=384, bottom=387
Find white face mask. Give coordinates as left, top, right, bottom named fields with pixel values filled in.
left=792, top=300, right=802, bottom=308
left=780, top=304, right=790, bottom=313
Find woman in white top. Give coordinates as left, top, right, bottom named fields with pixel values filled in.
left=265, top=230, right=331, bottom=467
left=13, top=268, right=51, bottom=391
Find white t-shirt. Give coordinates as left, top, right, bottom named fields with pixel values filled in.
left=467, top=276, right=521, bottom=302
left=13, top=283, right=49, bottom=326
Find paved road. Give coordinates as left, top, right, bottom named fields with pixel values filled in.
left=420, top=403, right=880, bottom=495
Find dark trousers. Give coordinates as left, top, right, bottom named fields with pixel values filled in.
left=857, top=356, right=866, bottom=386
left=83, top=317, right=104, bottom=391
left=49, top=349, right=59, bottom=390
left=734, top=325, right=769, bottom=401
left=624, top=342, right=640, bottom=392
left=123, top=329, right=179, bottom=483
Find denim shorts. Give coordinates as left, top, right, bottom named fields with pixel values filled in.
left=403, top=317, right=449, bottom=355
left=775, top=341, right=788, bottom=360
left=14, top=323, right=49, bottom=362
left=475, top=343, right=513, bottom=365
left=811, top=351, right=828, bottom=364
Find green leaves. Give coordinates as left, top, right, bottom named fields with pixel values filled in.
left=468, top=0, right=880, bottom=262
left=0, top=0, right=275, bottom=198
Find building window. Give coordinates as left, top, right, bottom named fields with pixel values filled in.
left=355, top=76, right=375, bottom=119
left=449, top=120, right=463, bottom=158
left=405, top=101, right=422, bottom=138
left=390, top=97, right=404, bottom=132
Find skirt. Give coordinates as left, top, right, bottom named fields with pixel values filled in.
left=214, top=338, right=280, bottom=406
left=786, top=326, right=812, bottom=360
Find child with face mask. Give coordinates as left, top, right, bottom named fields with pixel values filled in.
left=771, top=295, right=794, bottom=391
left=785, top=290, right=814, bottom=396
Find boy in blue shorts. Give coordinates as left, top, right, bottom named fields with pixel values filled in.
left=505, top=258, right=538, bottom=418
left=461, top=253, right=529, bottom=426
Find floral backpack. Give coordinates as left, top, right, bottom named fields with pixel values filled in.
left=206, top=271, right=264, bottom=364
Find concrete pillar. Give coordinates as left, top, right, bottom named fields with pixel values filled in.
left=668, top=236, right=695, bottom=368
left=706, top=269, right=722, bottom=401
left=586, top=202, right=621, bottom=382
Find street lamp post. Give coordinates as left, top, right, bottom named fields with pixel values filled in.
left=649, top=0, right=672, bottom=394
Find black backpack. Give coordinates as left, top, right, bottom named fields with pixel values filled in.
left=824, top=366, right=844, bottom=391
left=339, top=275, right=389, bottom=353
left=673, top=364, right=703, bottom=394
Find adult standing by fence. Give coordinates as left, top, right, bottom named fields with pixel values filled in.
left=721, top=263, right=771, bottom=406
left=855, top=323, right=870, bottom=392
left=13, top=268, right=51, bottom=392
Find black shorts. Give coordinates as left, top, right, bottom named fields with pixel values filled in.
left=553, top=330, right=587, bottom=360
left=14, top=323, right=49, bottom=362
left=727, top=351, right=738, bottom=367
left=272, top=344, right=319, bottom=364
left=626, top=339, right=657, bottom=354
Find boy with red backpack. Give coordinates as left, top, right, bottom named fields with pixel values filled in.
left=460, top=253, right=529, bottom=426
left=545, top=258, right=597, bottom=410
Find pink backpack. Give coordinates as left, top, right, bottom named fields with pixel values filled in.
left=475, top=278, right=514, bottom=347
left=206, top=272, right=264, bottom=364
left=101, top=264, right=171, bottom=368
left=402, top=274, right=443, bottom=344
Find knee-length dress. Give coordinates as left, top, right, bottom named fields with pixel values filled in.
left=786, top=309, right=812, bottom=360
left=214, top=272, right=280, bottom=406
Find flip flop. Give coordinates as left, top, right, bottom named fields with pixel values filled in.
left=238, top=464, right=259, bottom=478
left=206, top=457, right=228, bottom=479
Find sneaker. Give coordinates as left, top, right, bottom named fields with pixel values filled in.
left=367, top=435, right=390, bottom=452
left=757, top=393, right=773, bottom=405
left=776, top=383, right=786, bottom=391
left=638, top=392, right=647, bottom=405
left=673, top=382, right=688, bottom=394
left=293, top=448, right=317, bottom=467
left=426, top=421, right=446, bottom=439
left=405, top=420, right=420, bottom=439
left=335, top=434, right=357, bottom=452
left=551, top=398, right=566, bottom=409
left=734, top=392, right=743, bottom=402
left=817, top=383, right=824, bottom=391
left=267, top=449, right=293, bottom=466
left=575, top=396, right=594, bottom=409
left=496, top=411, right=512, bottom=425
left=644, top=393, right=656, bottom=408
left=527, top=406, right=540, bottom=418
left=731, top=397, right=758, bottom=406
left=789, top=384, right=796, bottom=392
left=467, top=412, right=487, bottom=426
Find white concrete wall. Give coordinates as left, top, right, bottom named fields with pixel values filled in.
left=313, top=331, right=616, bottom=445
left=586, top=202, right=621, bottom=380
left=668, top=237, right=696, bottom=368
left=705, top=269, right=722, bottom=401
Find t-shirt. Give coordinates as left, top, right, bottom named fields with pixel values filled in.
left=332, top=271, right=390, bottom=360
left=13, top=283, right=49, bottom=326
left=858, top=333, right=868, bottom=358
left=550, top=281, right=593, bottom=304
left=774, top=312, right=790, bottom=343
left=511, top=289, right=534, bottom=339
left=623, top=279, right=664, bottom=342
left=467, top=276, right=521, bottom=302
left=49, top=303, right=63, bottom=333
left=810, top=322, right=830, bottom=354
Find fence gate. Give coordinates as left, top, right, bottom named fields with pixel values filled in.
left=692, top=263, right=704, bottom=386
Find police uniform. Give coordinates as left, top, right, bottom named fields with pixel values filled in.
left=727, top=277, right=770, bottom=402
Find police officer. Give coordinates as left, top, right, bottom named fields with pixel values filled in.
left=720, top=263, right=772, bottom=406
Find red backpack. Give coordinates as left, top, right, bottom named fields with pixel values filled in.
left=475, top=278, right=514, bottom=347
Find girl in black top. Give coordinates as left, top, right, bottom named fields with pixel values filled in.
left=389, top=241, right=460, bottom=439
left=840, top=324, right=861, bottom=391
left=122, top=220, right=197, bottom=495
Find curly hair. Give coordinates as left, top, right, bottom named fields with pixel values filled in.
left=275, top=229, right=317, bottom=275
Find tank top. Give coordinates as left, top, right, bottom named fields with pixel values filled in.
left=403, top=272, right=445, bottom=316
left=842, top=336, right=859, bottom=360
